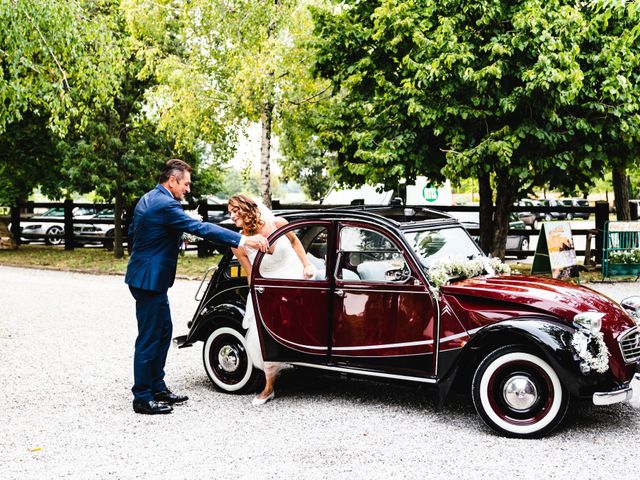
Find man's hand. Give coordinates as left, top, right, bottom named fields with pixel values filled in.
left=244, top=234, right=269, bottom=252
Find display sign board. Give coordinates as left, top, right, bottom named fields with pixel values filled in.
left=531, top=222, right=578, bottom=279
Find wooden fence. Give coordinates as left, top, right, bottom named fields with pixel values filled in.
left=2, top=199, right=639, bottom=263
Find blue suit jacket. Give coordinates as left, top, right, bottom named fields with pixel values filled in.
left=125, top=185, right=241, bottom=292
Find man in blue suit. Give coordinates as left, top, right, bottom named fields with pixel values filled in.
left=125, top=159, right=268, bottom=414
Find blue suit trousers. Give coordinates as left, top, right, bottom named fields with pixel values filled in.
left=129, top=286, right=172, bottom=402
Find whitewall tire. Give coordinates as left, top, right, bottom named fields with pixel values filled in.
left=202, top=326, right=263, bottom=394
left=472, top=345, right=569, bottom=438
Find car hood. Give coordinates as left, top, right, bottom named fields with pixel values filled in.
left=440, top=275, right=633, bottom=333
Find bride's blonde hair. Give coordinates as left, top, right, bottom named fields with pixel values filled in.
left=228, top=194, right=264, bottom=235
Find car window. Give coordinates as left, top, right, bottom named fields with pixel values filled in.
left=336, top=226, right=408, bottom=283
left=259, top=226, right=328, bottom=281
left=41, top=208, right=65, bottom=217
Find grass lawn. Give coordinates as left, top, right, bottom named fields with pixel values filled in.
left=0, top=244, right=220, bottom=279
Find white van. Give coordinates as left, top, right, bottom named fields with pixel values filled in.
left=322, top=177, right=453, bottom=206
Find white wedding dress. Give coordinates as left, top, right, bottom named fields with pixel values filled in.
left=243, top=229, right=305, bottom=372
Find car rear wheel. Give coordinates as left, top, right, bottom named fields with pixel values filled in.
left=202, top=325, right=263, bottom=394
left=45, top=225, right=64, bottom=246
left=103, top=229, right=114, bottom=251
left=472, top=345, right=569, bottom=438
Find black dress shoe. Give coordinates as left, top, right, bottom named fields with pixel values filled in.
left=154, top=389, right=188, bottom=404
left=133, top=399, right=173, bottom=415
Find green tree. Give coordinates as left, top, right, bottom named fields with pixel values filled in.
left=0, top=0, right=123, bottom=210
left=312, top=0, right=640, bottom=257
left=124, top=0, right=330, bottom=208
left=0, top=112, right=64, bottom=206
left=574, top=1, right=640, bottom=220
left=62, top=1, right=217, bottom=258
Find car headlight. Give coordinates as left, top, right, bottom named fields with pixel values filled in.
left=573, top=312, right=605, bottom=335
left=24, top=225, right=41, bottom=230
left=621, top=296, right=640, bottom=325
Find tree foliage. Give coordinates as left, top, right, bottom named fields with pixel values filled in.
left=312, top=0, right=640, bottom=257
left=123, top=0, right=332, bottom=205
left=0, top=112, right=63, bottom=206
left=0, top=0, right=124, bottom=210
left=0, top=0, right=123, bottom=134
left=61, top=1, right=217, bottom=257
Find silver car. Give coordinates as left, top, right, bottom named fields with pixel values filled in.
left=18, top=207, right=99, bottom=246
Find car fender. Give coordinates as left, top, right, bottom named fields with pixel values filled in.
left=438, top=317, right=614, bottom=404
left=184, top=303, right=246, bottom=346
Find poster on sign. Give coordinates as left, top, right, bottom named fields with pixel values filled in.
left=531, top=222, right=579, bottom=279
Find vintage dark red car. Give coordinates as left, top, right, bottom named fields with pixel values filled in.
left=174, top=207, right=640, bottom=438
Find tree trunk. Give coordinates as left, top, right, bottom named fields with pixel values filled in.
left=113, top=189, right=124, bottom=259
left=612, top=165, right=631, bottom=220
left=260, top=102, right=274, bottom=209
left=491, top=172, right=518, bottom=260
left=478, top=172, right=493, bottom=254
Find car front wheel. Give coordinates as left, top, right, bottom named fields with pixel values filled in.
left=472, top=345, right=569, bottom=438
left=45, top=225, right=64, bottom=245
left=202, top=325, right=263, bottom=394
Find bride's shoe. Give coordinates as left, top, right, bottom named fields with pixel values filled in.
left=252, top=391, right=275, bottom=406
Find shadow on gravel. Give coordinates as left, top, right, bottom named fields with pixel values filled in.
left=182, top=365, right=638, bottom=437
left=561, top=398, right=638, bottom=433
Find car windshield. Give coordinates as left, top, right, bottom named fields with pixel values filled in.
left=95, top=208, right=114, bottom=218
left=404, top=226, right=483, bottom=269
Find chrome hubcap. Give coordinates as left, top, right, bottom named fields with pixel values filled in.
left=218, top=345, right=240, bottom=372
left=503, top=375, right=538, bottom=411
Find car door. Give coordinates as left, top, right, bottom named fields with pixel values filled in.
left=252, top=221, right=333, bottom=364
left=331, top=223, right=437, bottom=377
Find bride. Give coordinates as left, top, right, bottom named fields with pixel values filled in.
left=227, top=194, right=315, bottom=405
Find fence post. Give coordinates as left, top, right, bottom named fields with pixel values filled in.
left=197, top=199, right=209, bottom=258
left=64, top=199, right=74, bottom=250
left=10, top=203, right=21, bottom=246
left=594, top=201, right=609, bottom=264
left=630, top=200, right=638, bottom=221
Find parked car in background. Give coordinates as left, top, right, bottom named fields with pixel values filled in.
left=174, top=206, right=640, bottom=438
left=86, top=208, right=116, bottom=250
left=516, top=198, right=544, bottom=227
left=559, top=198, right=591, bottom=220
left=451, top=211, right=530, bottom=259
left=539, top=199, right=568, bottom=221
left=17, top=207, right=99, bottom=246
left=205, top=196, right=231, bottom=224
left=514, top=209, right=536, bottom=229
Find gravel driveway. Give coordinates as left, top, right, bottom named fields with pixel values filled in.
left=1, top=265, right=639, bottom=479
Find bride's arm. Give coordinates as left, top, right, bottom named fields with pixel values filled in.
left=275, top=218, right=315, bottom=279
left=231, top=246, right=254, bottom=285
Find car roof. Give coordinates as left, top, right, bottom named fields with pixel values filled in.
left=277, top=206, right=459, bottom=230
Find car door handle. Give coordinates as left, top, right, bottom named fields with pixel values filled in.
left=255, top=286, right=264, bottom=294
left=335, top=289, right=345, bottom=297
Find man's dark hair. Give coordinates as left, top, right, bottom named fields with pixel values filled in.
left=158, top=159, right=192, bottom=183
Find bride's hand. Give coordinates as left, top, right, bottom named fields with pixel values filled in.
left=303, top=264, right=316, bottom=279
